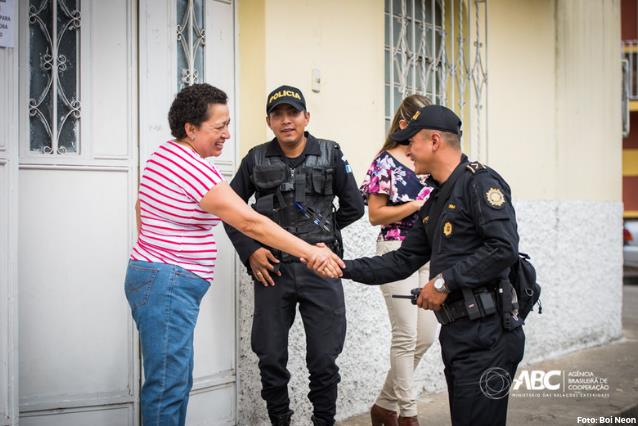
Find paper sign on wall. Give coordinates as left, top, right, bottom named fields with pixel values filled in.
left=0, top=0, right=16, bottom=48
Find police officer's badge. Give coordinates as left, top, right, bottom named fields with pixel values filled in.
left=443, top=221, right=453, bottom=237
left=485, top=187, right=506, bottom=209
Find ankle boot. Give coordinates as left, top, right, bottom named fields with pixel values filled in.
left=310, top=415, right=333, bottom=425
left=370, top=404, right=398, bottom=426
left=398, top=415, right=419, bottom=426
left=270, top=410, right=293, bottom=426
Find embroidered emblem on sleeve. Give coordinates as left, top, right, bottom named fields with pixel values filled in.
left=485, top=187, right=506, bottom=209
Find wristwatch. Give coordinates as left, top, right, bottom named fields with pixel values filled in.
left=433, top=273, right=449, bottom=293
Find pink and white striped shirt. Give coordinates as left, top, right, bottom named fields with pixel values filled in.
left=130, top=141, right=225, bottom=282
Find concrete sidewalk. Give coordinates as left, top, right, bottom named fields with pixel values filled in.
left=338, top=286, right=638, bottom=426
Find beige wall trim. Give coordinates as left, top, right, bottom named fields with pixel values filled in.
left=554, top=0, right=621, bottom=201
left=238, top=0, right=384, bottom=180
left=487, top=0, right=621, bottom=201
left=238, top=0, right=267, bottom=159
left=486, top=0, right=557, bottom=199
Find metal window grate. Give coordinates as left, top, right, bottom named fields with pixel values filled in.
left=623, top=40, right=638, bottom=100
left=622, top=40, right=638, bottom=137
left=385, top=0, right=487, bottom=156
left=177, top=0, right=205, bottom=89
left=28, top=0, right=81, bottom=155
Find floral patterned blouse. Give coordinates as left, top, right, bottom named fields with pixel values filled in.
left=360, top=151, right=433, bottom=241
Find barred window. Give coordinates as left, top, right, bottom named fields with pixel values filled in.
left=28, top=0, right=81, bottom=155
left=385, top=0, right=443, bottom=128
left=384, top=0, right=487, bottom=152
left=177, top=0, right=205, bottom=89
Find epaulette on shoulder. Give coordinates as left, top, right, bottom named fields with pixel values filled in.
left=465, top=161, right=487, bottom=174
left=315, top=138, right=339, bottom=149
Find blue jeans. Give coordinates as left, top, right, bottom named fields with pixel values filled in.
left=124, top=260, right=210, bottom=426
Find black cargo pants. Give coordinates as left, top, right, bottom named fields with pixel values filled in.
left=251, top=262, right=347, bottom=425
left=440, top=313, right=525, bottom=426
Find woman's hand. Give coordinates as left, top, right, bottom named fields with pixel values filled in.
left=368, top=194, right=425, bottom=226
left=410, top=199, right=425, bottom=212
left=301, top=243, right=345, bottom=279
left=249, top=248, right=281, bottom=286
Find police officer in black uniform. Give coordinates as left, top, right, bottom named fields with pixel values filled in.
left=224, top=85, right=364, bottom=426
left=337, top=105, right=525, bottom=426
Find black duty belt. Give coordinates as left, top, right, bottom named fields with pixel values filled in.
left=435, top=288, right=497, bottom=325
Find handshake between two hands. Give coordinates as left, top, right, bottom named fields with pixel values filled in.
left=300, top=242, right=345, bottom=279
left=248, top=244, right=447, bottom=311
left=249, top=243, right=344, bottom=287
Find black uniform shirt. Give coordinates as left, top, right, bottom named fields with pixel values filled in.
left=342, top=154, right=520, bottom=303
left=224, top=132, right=364, bottom=265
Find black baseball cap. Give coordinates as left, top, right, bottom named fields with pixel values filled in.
left=266, top=85, right=306, bottom=114
left=392, top=105, right=462, bottom=144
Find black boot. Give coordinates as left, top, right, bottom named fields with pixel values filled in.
left=270, top=410, right=293, bottom=426
left=311, top=415, right=333, bottom=426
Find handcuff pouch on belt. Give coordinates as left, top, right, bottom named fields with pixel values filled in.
left=435, top=286, right=497, bottom=325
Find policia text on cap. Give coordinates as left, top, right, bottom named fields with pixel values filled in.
left=223, top=85, right=364, bottom=426
left=317, top=105, right=526, bottom=426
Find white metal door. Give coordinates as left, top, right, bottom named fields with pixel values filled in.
left=138, top=0, right=238, bottom=424
left=0, top=1, right=19, bottom=423
left=17, top=1, right=139, bottom=425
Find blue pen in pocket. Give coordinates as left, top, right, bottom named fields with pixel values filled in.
left=293, top=202, right=332, bottom=233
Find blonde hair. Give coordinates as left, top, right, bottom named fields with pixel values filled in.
left=381, top=94, right=432, bottom=151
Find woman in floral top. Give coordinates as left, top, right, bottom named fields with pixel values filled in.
left=360, top=94, right=439, bottom=426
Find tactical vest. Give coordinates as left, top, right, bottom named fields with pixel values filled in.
left=250, top=139, right=342, bottom=258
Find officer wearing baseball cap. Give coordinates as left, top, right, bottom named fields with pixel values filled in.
left=224, top=85, right=364, bottom=426
left=392, top=104, right=463, bottom=143
left=338, top=104, right=525, bottom=426
left=265, top=84, right=306, bottom=114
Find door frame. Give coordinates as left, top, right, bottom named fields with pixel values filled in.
left=137, top=0, right=240, bottom=423
left=0, top=1, right=20, bottom=422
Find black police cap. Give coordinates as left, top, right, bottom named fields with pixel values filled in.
left=266, top=85, right=306, bottom=114
left=392, top=105, right=462, bottom=144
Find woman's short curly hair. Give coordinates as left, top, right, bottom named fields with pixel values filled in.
left=168, top=84, right=228, bottom=139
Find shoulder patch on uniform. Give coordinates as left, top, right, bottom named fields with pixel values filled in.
left=466, top=162, right=487, bottom=174
left=485, top=187, right=506, bottom=209
left=338, top=149, right=352, bottom=173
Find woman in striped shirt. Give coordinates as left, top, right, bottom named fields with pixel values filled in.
left=124, top=84, right=342, bottom=426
